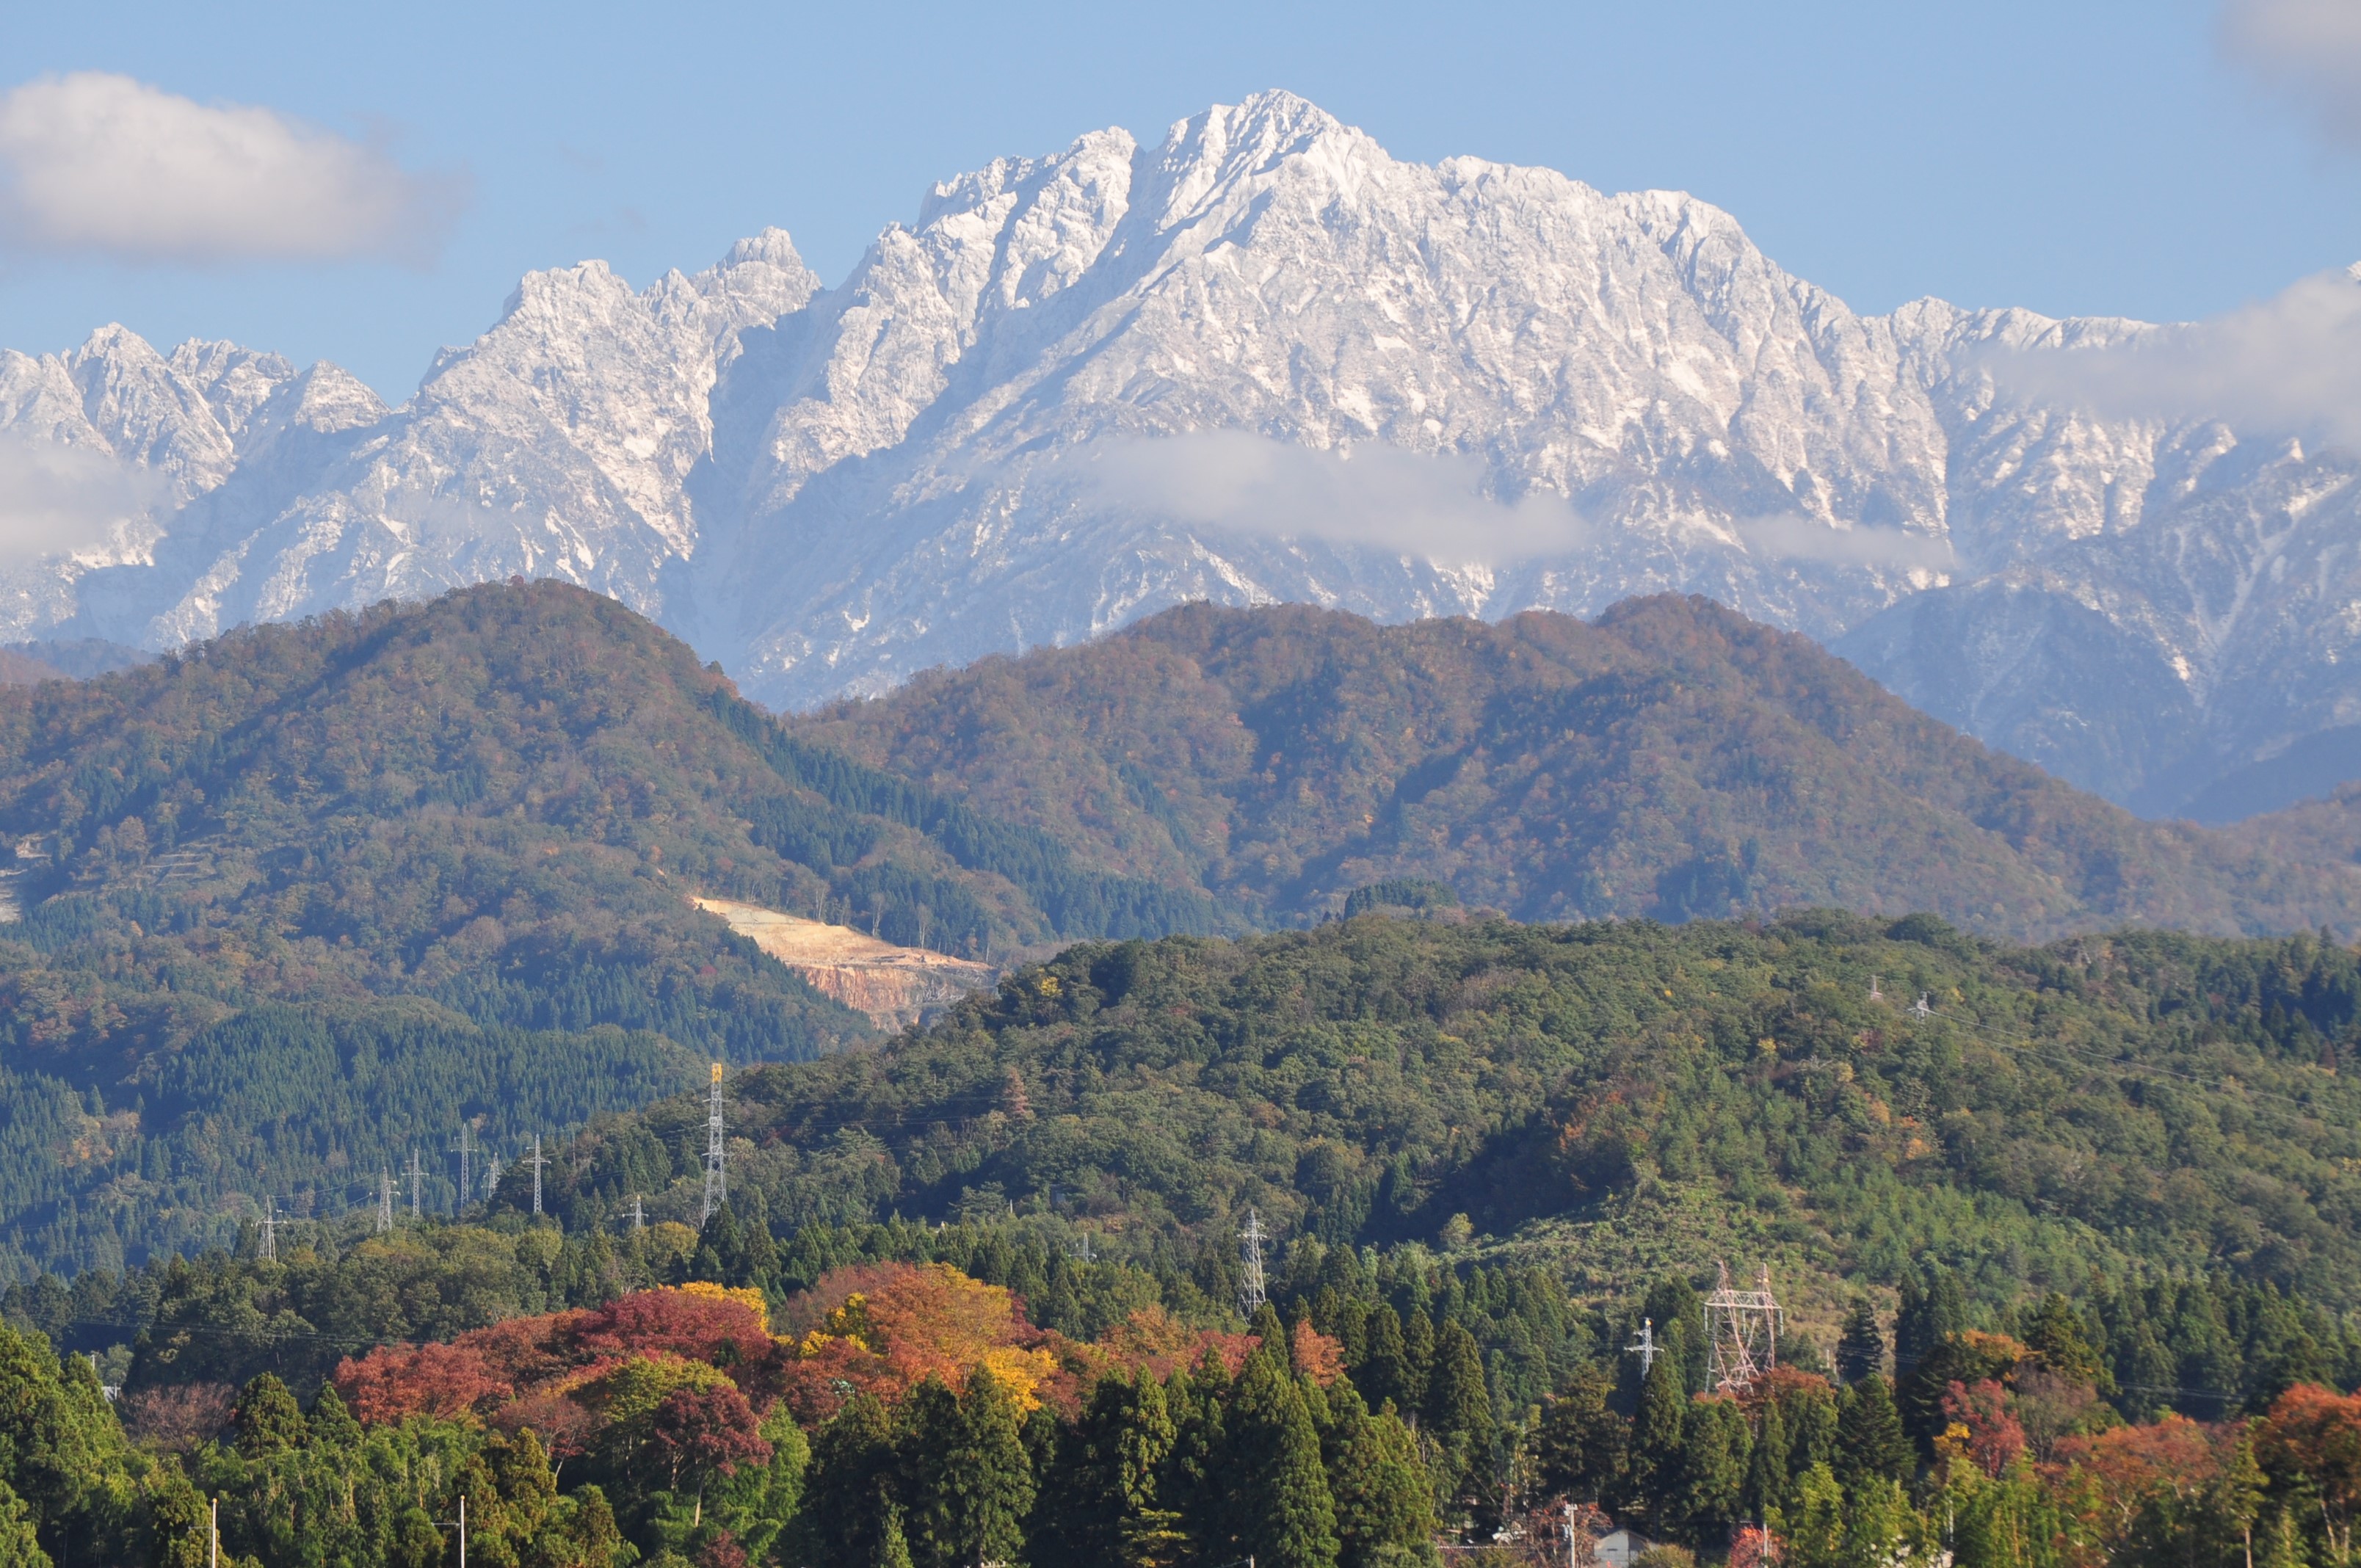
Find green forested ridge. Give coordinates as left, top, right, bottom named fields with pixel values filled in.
left=0, top=582, right=1211, bottom=1282
left=789, top=597, right=2361, bottom=941
left=533, top=910, right=2361, bottom=1317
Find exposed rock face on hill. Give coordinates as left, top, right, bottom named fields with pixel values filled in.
left=692, top=897, right=995, bottom=1029
left=4, top=91, right=2356, bottom=815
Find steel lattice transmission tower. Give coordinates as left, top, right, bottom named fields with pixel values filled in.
left=1238, top=1208, right=1269, bottom=1315
left=1702, top=1260, right=1784, bottom=1392
left=407, top=1148, right=423, bottom=1219
left=258, top=1197, right=279, bottom=1263
left=1625, top=1316, right=1661, bottom=1374
left=456, top=1122, right=472, bottom=1211
left=700, top=1064, right=727, bottom=1224
left=525, top=1133, right=548, bottom=1216
left=377, top=1171, right=394, bottom=1234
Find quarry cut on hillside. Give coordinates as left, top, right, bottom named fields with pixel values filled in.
left=692, top=896, right=997, bottom=1029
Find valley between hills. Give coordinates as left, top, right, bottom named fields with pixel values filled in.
left=4, top=580, right=2361, bottom=1568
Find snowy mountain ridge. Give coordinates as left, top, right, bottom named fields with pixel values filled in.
left=2, top=90, right=2354, bottom=817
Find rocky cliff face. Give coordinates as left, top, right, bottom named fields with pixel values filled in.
left=4, top=91, right=2355, bottom=817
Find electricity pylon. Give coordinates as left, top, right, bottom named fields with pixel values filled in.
left=700, top=1064, right=726, bottom=1224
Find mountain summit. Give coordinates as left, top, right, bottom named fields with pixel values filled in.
left=2, top=91, right=2355, bottom=816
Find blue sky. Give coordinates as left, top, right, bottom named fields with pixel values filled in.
left=5, top=0, right=2360, bottom=399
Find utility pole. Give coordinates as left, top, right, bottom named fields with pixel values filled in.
left=407, top=1148, right=423, bottom=1219
left=700, top=1064, right=726, bottom=1225
left=1626, top=1316, right=1659, bottom=1375
left=436, top=1495, right=467, bottom=1568
left=377, top=1170, right=394, bottom=1234
left=525, top=1134, right=548, bottom=1216
left=1238, top=1207, right=1268, bottom=1315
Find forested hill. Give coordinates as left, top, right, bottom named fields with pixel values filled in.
left=0, top=581, right=1212, bottom=1280
left=791, top=598, right=2361, bottom=942
left=538, top=910, right=2361, bottom=1318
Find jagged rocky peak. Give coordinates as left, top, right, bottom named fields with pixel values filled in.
left=0, top=93, right=2357, bottom=821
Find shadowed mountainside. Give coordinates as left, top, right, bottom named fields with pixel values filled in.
left=791, top=597, right=2361, bottom=942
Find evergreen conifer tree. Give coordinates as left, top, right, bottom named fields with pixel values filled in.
left=1837, top=1476, right=1911, bottom=1568
left=0, top=1481, right=47, bottom=1568
left=1536, top=1366, right=1625, bottom=1503
left=1164, top=1355, right=1233, bottom=1557
left=1399, top=1310, right=1437, bottom=1418
left=1835, top=1300, right=1886, bottom=1384
left=1429, top=1321, right=1495, bottom=1451
left=1780, top=1384, right=1840, bottom=1478
left=1741, top=1396, right=1788, bottom=1522
left=1323, top=1380, right=1437, bottom=1568
left=802, top=1393, right=896, bottom=1568
left=874, top=1506, right=915, bottom=1568
left=1777, top=1462, right=1844, bottom=1568
left=1360, top=1306, right=1412, bottom=1415
left=1894, top=1267, right=1968, bottom=1378
left=1834, top=1376, right=1912, bottom=1487
left=1626, top=1346, right=1687, bottom=1527
left=949, top=1367, right=1033, bottom=1568
left=231, top=1373, right=306, bottom=1457
left=2021, top=1294, right=2105, bottom=1389
left=306, top=1383, right=363, bottom=1448
left=1222, top=1351, right=1341, bottom=1568
left=140, top=1456, right=209, bottom=1568
left=1644, top=1277, right=1707, bottom=1392
left=1675, top=1398, right=1749, bottom=1545
left=896, top=1377, right=965, bottom=1568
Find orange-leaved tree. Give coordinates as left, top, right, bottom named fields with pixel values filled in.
left=2258, top=1384, right=2361, bottom=1564
left=333, top=1340, right=514, bottom=1423
left=776, top=1263, right=1059, bottom=1422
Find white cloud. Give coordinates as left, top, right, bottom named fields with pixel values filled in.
left=0, top=72, right=464, bottom=264
left=1984, top=269, right=2361, bottom=449
left=1734, top=513, right=1954, bottom=571
left=0, top=436, right=167, bottom=565
left=1078, top=431, right=1954, bottom=573
left=1078, top=430, right=1589, bottom=564
left=2222, top=0, right=2361, bottom=144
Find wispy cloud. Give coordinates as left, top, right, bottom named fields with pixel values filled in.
left=0, top=73, right=465, bottom=265
left=2222, top=0, right=2361, bottom=145
left=1984, top=269, right=2361, bottom=449
left=1735, top=513, right=1954, bottom=571
left=1078, top=430, right=1588, bottom=563
left=0, top=436, right=168, bottom=565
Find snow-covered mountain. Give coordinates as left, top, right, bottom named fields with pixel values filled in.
left=4, top=90, right=2356, bottom=818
